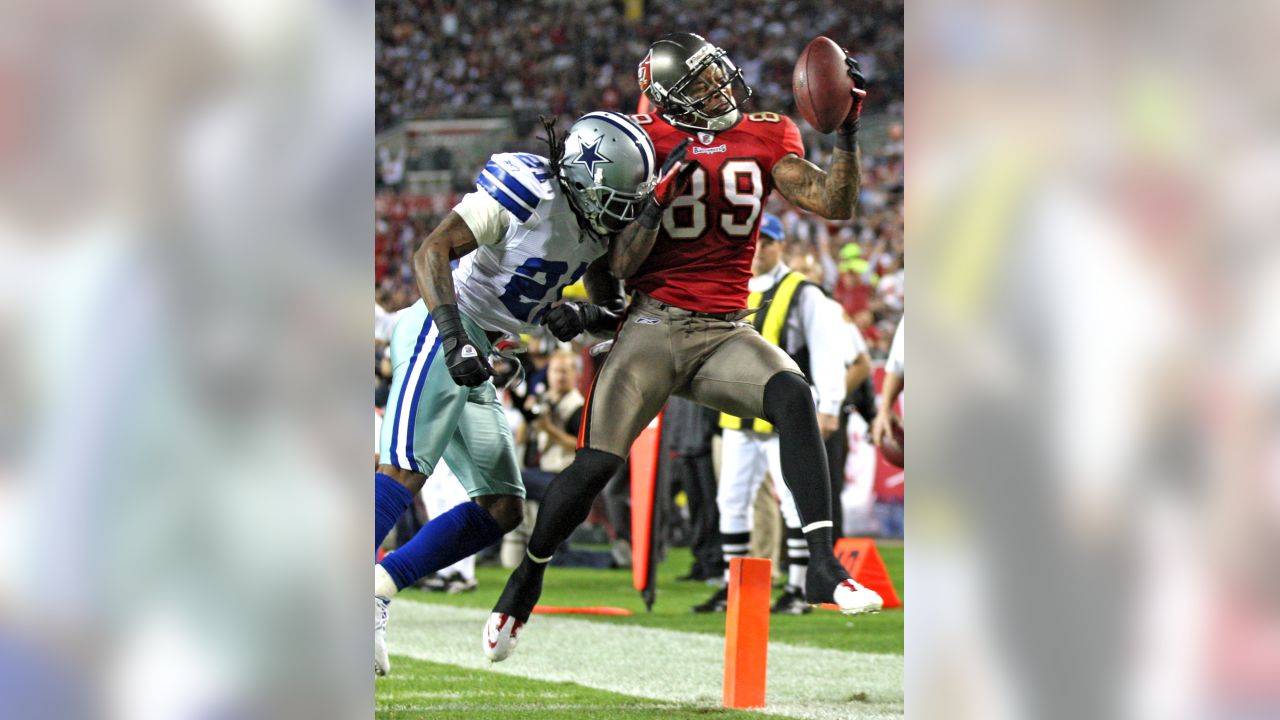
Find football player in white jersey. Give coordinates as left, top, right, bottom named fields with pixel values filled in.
left=373, top=112, right=696, bottom=676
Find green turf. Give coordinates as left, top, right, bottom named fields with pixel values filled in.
left=377, top=656, right=799, bottom=719
left=398, top=543, right=903, bottom=655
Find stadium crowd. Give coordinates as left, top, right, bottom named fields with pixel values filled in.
left=377, top=0, right=903, bottom=132
left=375, top=0, right=904, bottom=587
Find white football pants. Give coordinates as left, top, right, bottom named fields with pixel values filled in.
left=717, top=428, right=801, bottom=532
left=717, top=428, right=809, bottom=587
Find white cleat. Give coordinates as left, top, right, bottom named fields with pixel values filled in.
left=831, top=579, right=884, bottom=616
left=374, top=596, right=391, bottom=676
left=483, top=612, right=525, bottom=662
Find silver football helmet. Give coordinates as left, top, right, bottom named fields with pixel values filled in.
left=638, top=32, right=752, bottom=133
left=558, top=112, right=657, bottom=235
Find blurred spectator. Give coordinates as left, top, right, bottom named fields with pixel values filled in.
left=504, top=350, right=583, bottom=567
left=375, top=341, right=393, bottom=410
left=376, top=0, right=903, bottom=132
left=852, top=308, right=882, bottom=354
left=662, top=397, right=723, bottom=582
left=374, top=299, right=402, bottom=344
left=834, top=245, right=875, bottom=317
left=378, top=145, right=406, bottom=189
left=878, top=254, right=905, bottom=313
left=528, top=350, right=582, bottom=473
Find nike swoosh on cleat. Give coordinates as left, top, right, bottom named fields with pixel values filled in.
left=486, top=614, right=507, bottom=649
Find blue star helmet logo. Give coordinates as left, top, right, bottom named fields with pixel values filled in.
left=569, top=137, right=613, bottom=175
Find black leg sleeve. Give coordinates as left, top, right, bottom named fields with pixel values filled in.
left=763, top=372, right=836, bottom=555
left=527, top=448, right=624, bottom=558
left=494, top=448, right=624, bottom=620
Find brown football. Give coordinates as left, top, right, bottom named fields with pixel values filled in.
left=793, top=37, right=853, bottom=133
left=880, top=424, right=905, bottom=468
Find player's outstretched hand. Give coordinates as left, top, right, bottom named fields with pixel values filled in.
left=434, top=303, right=493, bottom=387
left=638, top=139, right=698, bottom=230
left=652, top=138, right=697, bottom=208
left=838, top=53, right=868, bottom=137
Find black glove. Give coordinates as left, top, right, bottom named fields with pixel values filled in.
left=836, top=53, right=868, bottom=150
left=637, top=138, right=698, bottom=229
left=433, top=303, right=492, bottom=387
left=542, top=302, right=623, bottom=342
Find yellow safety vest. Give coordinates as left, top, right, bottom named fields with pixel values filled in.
left=719, top=271, right=810, bottom=434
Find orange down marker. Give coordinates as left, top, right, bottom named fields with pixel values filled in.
left=723, top=557, right=771, bottom=709
left=830, top=538, right=902, bottom=609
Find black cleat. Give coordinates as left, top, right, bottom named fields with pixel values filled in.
left=676, top=566, right=714, bottom=582
left=770, top=585, right=813, bottom=615
left=416, top=573, right=448, bottom=592
left=492, top=559, right=546, bottom=623
left=805, top=557, right=852, bottom=605
left=691, top=585, right=729, bottom=613
left=444, top=572, right=478, bottom=594
left=806, top=557, right=882, bottom=615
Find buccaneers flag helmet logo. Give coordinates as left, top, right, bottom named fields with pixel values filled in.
left=637, top=51, right=652, bottom=93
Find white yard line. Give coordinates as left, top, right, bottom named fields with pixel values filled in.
left=387, top=601, right=904, bottom=720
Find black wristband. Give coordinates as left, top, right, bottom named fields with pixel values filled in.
left=835, top=125, right=858, bottom=151
left=637, top=197, right=664, bottom=230
left=581, top=304, right=623, bottom=334
left=432, top=303, right=469, bottom=343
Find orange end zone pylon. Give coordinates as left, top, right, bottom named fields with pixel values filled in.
left=630, top=412, right=663, bottom=609
left=819, top=538, right=902, bottom=611
left=723, top=557, right=771, bottom=709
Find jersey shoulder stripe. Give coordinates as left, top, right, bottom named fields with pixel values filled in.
left=477, top=171, right=533, bottom=222
left=476, top=153, right=555, bottom=223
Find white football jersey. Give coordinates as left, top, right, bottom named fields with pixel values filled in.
left=453, top=152, right=609, bottom=339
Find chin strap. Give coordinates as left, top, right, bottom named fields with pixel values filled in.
left=669, top=108, right=740, bottom=135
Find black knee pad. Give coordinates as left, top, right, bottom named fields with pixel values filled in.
left=762, top=371, right=815, bottom=426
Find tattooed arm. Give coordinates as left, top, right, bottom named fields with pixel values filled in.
left=773, top=50, right=869, bottom=221
left=771, top=146, right=862, bottom=221
left=610, top=137, right=697, bottom=279
left=411, top=211, right=478, bottom=311
left=411, top=211, right=491, bottom=387
left=608, top=221, right=660, bottom=279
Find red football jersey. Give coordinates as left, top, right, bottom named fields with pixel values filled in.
left=629, top=111, right=805, bottom=312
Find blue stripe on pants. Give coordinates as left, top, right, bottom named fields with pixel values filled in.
left=403, top=336, right=445, bottom=473
left=389, top=313, right=432, bottom=470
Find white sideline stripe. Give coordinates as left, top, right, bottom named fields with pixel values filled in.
left=389, top=601, right=903, bottom=720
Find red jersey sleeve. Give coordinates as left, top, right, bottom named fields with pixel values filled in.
left=780, top=115, right=805, bottom=160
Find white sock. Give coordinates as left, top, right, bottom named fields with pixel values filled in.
left=788, top=564, right=807, bottom=590
left=375, top=564, right=398, bottom=599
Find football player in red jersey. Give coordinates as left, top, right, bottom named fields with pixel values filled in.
left=484, top=32, right=879, bottom=661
